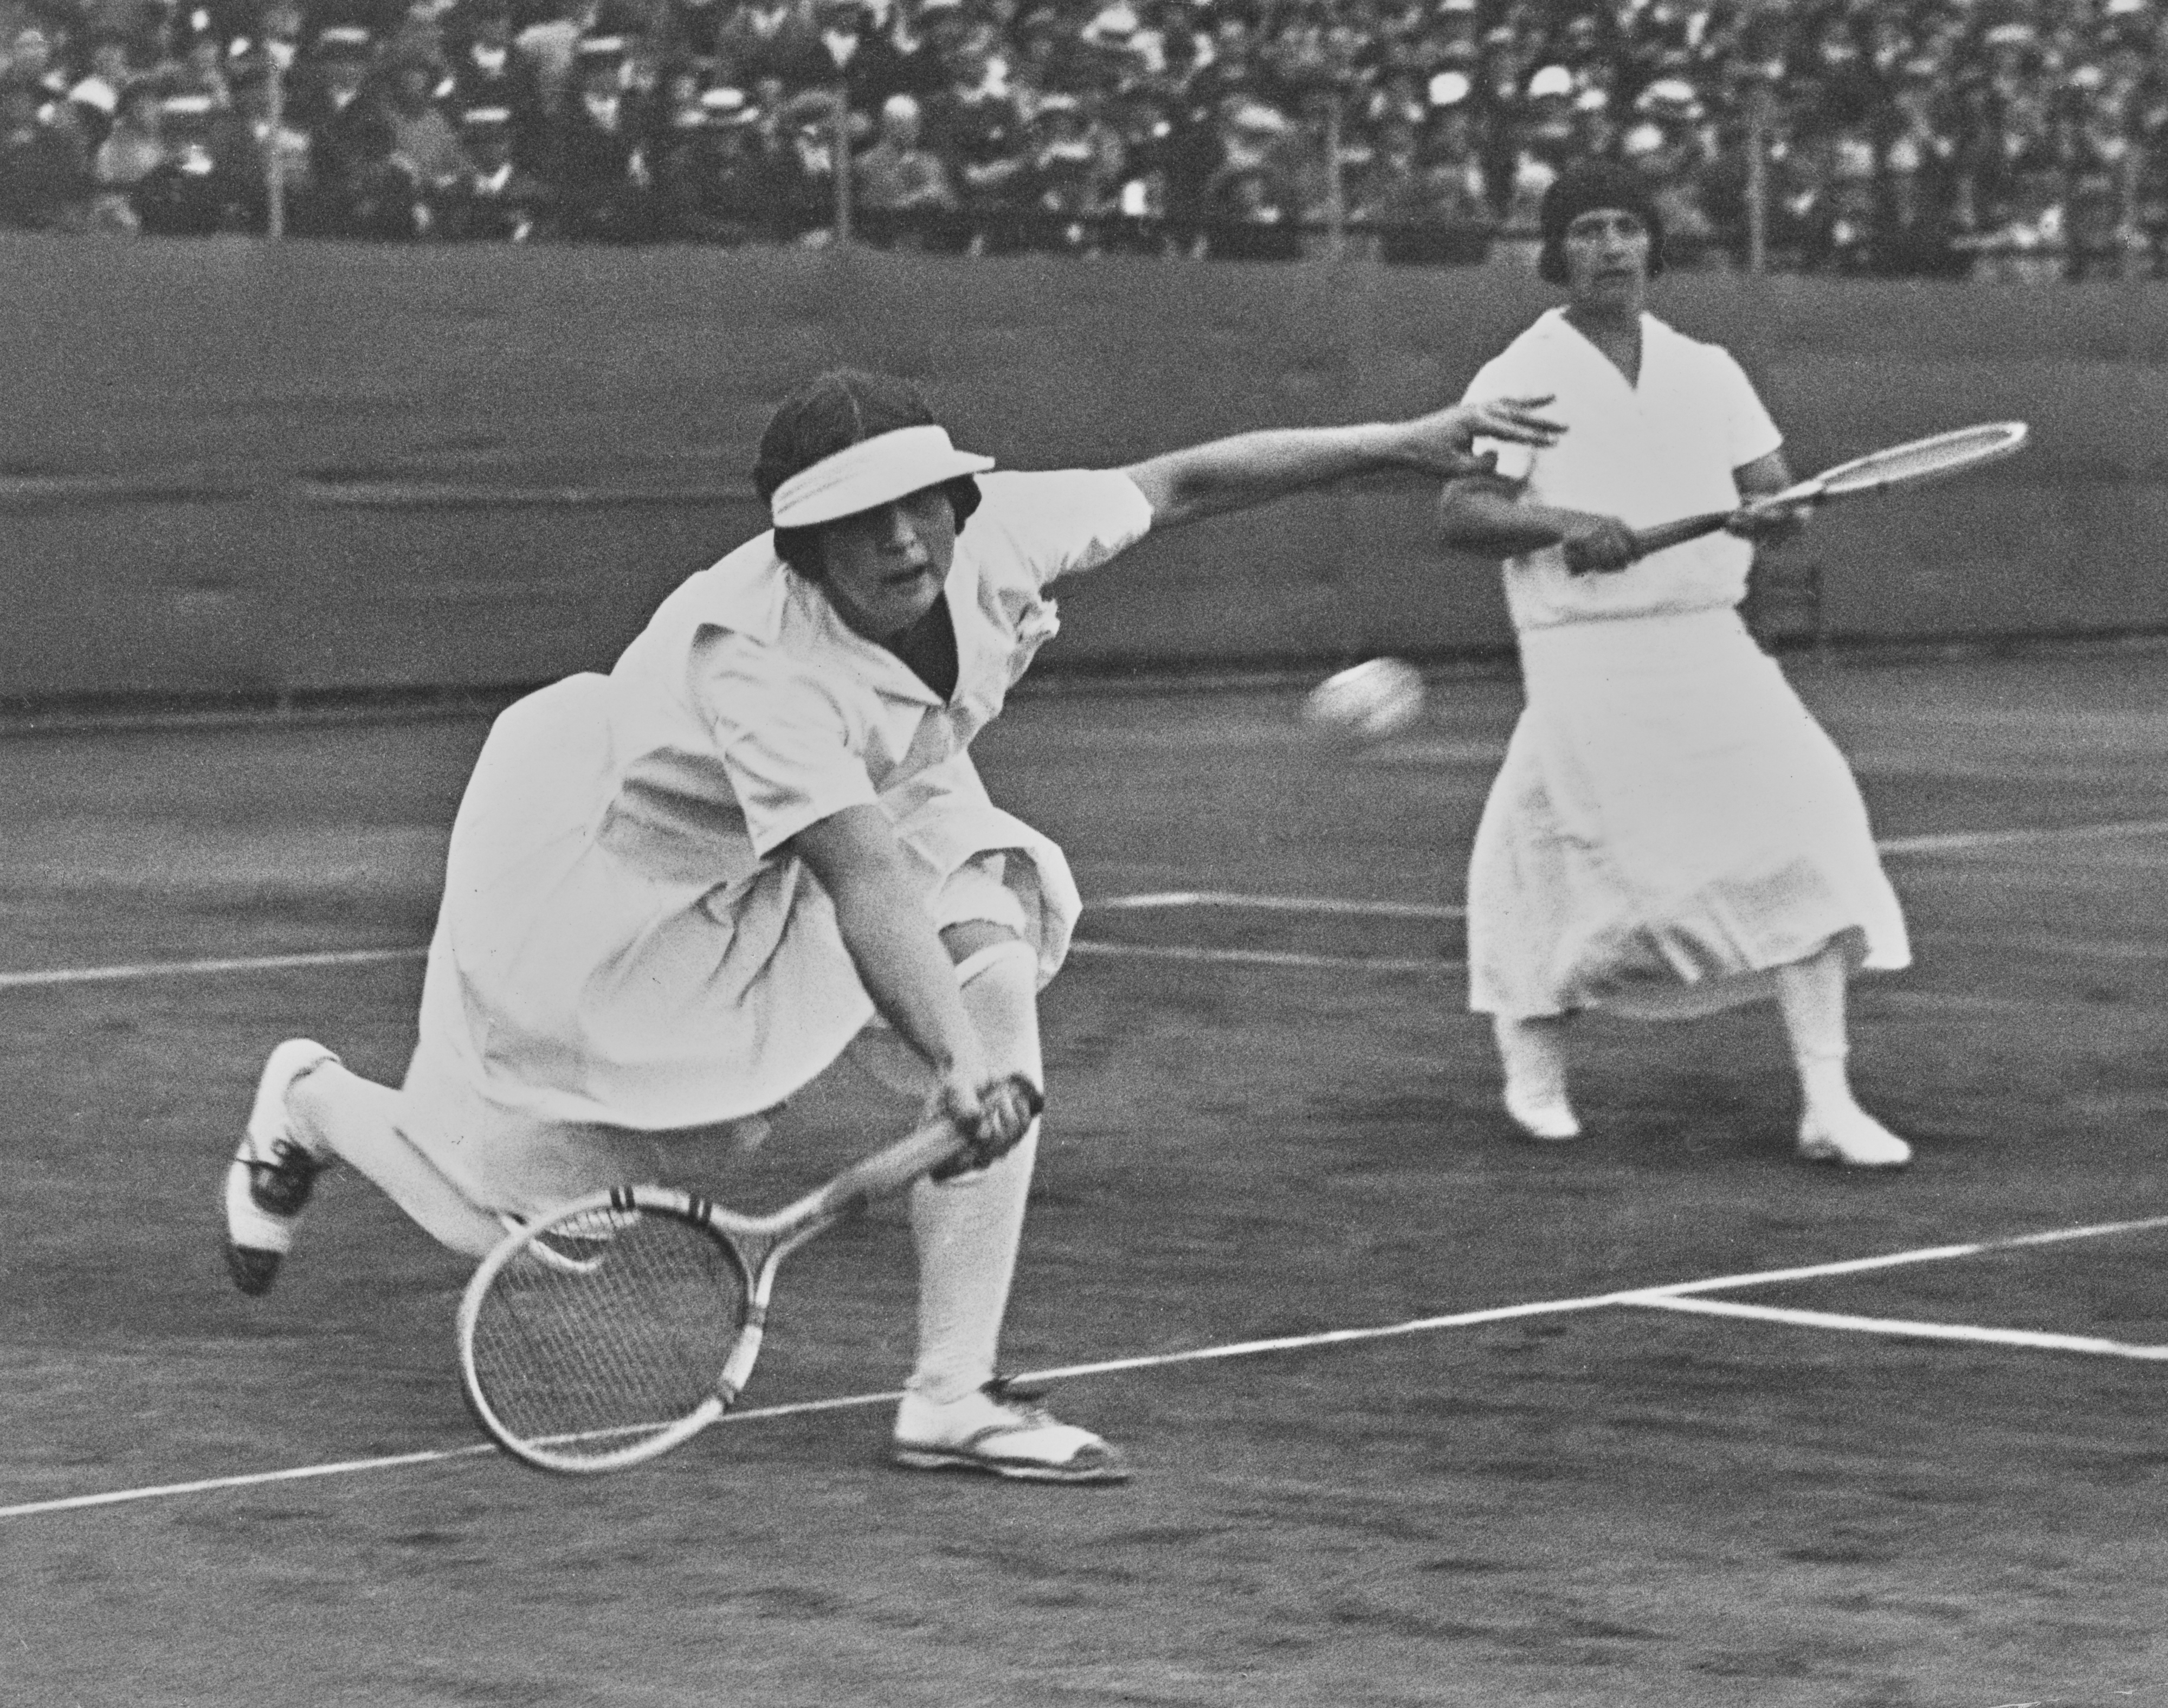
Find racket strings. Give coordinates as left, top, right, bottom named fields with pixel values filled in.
left=468, top=1209, right=747, bottom=1462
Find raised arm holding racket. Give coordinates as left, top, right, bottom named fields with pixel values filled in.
left=1581, top=421, right=2030, bottom=571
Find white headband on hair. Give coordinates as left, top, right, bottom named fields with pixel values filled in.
left=768, top=424, right=996, bottom=528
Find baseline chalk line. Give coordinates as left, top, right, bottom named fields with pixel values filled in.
left=0, top=816, right=2160, bottom=994
left=1089, top=891, right=1463, bottom=920
left=1877, top=818, right=2168, bottom=856
left=1627, top=1294, right=2168, bottom=1361
left=10, top=1213, right=2167, bottom=1523
left=1069, top=942, right=1454, bottom=974
left=0, top=946, right=424, bottom=990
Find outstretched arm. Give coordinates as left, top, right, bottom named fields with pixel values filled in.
left=1122, top=397, right=1563, bottom=531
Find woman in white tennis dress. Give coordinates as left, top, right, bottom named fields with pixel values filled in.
left=1437, top=162, right=1913, bottom=1170
left=224, top=368, right=1563, bottom=1479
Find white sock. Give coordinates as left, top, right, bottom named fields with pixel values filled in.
left=1494, top=1014, right=1576, bottom=1130
left=1773, top=945, right=1864, bottom=1124
left=906, top=939, right=1042, bottom=1407
left=1793, top=1047, right=1857, bottom=1123
left=289, top=1064, right=505, bottom=1259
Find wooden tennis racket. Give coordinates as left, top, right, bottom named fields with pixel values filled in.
left=1624, top=421, right=2029, bottom=560
left=457, top=1076, right=1043, bottom=1475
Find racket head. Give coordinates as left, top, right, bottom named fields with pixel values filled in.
left=458, top=1186, right=758, bottom=1475
left=1793, top=421, right=2029, bottom=505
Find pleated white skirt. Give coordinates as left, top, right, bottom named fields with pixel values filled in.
left=1467, top=608, right=1908, bottom=1020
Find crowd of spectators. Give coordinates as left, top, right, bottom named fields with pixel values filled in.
left=4, top=0, right=2167, bottom=278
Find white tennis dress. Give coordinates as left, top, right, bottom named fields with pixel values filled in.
left=398, top=469, right=1153, bottom=1208
left=1463, top=308, right=1909, bottom=1020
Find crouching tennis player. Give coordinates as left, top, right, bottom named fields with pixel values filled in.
left=1436, top=161, right=1912, bottom=1170
left=224, top=369, right=1563, bottom=1482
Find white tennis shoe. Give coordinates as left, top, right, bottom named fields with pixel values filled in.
left=1797, top=1106, right=1912, bottom=1169
left=223, top=1039, right=340, bottom=1295
left=1504, top=1085, right=1582, bottom=1142
left=893, top=1378, right=1130, bottom=1484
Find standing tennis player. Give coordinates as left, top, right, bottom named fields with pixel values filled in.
left=225, top=369, right=1563, bottom=1480
left=1435, top=161, right=1913, bottom=1170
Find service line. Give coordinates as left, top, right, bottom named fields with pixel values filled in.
left=7, top=1213, right=2167, bottom=1523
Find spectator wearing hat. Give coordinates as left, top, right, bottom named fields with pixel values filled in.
left=1364, top=105, right=1494, bottom=264
left=63, top=33, right=136, bottom=151
left=654, top=83, right=787, bottom=242
left=1198, top=96, right=1300, bottom=260
left=436, top=101, right=551, bottom=236
left=1019, top=88, right=1120, bottom=248
left=510, top=0, right=591, bottom=116
left=552, top=33, right=659, bottom=239
left=88, top=75, right=165, bottom=229
left=441, top=0, right=549, bottom=169
left=129, top=89, right=262, bottom=234
left=382, top=51, right=472, bottom=221
left=0, top=73, right=92, bottom=229
left=853, top=89, right=958, bottom=245
left=710, top=0, right=819, bottom=91
left=286, top=24, right=375, bottom=138
left=922, top=14, right=1031, bottom=246
left=1874, top=57, right=1965, bottom=278
left=1488, top=63, right=1577, bottom=269
left=1624, top=76, right=1722, bottom=267
left=4, top=27, right=75, bottom=111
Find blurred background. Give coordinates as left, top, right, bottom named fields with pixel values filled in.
left=3, top=0, right=2160, bottom=280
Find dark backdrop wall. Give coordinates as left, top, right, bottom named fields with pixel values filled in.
left=10, top=234, right=2159, bottom=702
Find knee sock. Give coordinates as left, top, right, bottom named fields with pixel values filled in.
left=288, top=1062, right=506, bottom=1259
left=1773, top=945, right=1860, bottom=1120
left=1494, top=1014, right=1573, bottom=1107
left=906, top=940, right=1042, bottom=1406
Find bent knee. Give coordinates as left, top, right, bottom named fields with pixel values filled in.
left=941, top=919, right=1022, bottom=966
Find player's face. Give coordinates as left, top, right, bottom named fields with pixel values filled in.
left=1563, top=207, right=1650, bottom=311
left=815, top=486, right=958, bottom=642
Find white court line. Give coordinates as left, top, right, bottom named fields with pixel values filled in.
left=1630, top=1294, right=2168, bottom=1361
left=1877, top=818, right=2168, bottom=856
left=2, top=816, right=2165, bottom=993
left=0, top=946, right=423, bottom=990
left=1090, top=891, right=1463, bottom=920
left=10, top=1214, right=2168, bottom=1523
left=1069, top=942, right=1453, bottom=974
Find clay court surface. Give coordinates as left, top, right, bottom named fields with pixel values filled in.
left=5, top=646, right=2168, bottom=1707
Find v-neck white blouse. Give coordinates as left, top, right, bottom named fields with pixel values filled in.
left=1463, top=308, right=1783, bottom=633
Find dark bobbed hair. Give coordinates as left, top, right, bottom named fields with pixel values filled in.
left=1537, top=160, right=1666, bottom=286
left=754, top=369, right=983, bottom=579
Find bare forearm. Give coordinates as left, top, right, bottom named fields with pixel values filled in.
left=791, top=807, right=981, bottom=1076
left=1124, top=423, right=1414, bottom=529
left=829, top=874, right=979, bottom=1073
left=1436, top=478, right=1580, bottom=556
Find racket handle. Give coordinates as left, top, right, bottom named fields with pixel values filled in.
left=811, top=1075, right=1046, bottom=1217
left=1624, top=510, right=1735, bottom=559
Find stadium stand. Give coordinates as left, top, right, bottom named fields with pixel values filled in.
left=0, top=0, right=2160, bottom=277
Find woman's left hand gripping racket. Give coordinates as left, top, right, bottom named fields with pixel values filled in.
left=456, top=1075, right=1044, bottom=1474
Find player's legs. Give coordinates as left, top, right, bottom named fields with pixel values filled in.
left=1493, top=1013, right=1580, bottom=1140
left=889, top=921, right=1126, bottom=1482
left=224, top=1040, right=510, bottom=1293
left=1775, top=940, right=1911, bottom=1169
left=285, top=1061, right=509, bottom=1253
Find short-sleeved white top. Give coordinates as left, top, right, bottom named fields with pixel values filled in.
left=1463, top=308, right=1783, bottom=633
left=604, top=467, right=1154, bottom=875
left=417, top=468, right=1154, bottom=1135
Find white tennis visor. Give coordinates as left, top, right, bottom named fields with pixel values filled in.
left=768, top=424, right=997, bottom=528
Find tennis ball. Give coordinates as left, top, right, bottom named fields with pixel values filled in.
left=1301, top=658, right=1425, bottom=740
